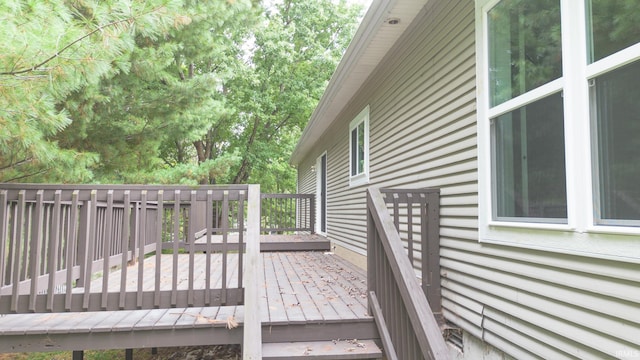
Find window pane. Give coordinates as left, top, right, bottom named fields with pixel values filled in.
left=593, top=60, right=640, bottom=223
left=492, top=92, right=567, bottom=220
left=587, top=0, right=640, bottom=63
left=357, top=122, right=365, bottom=174
left=488, top=0, right=563, bottom=106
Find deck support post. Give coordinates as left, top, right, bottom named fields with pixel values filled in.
left=243, top=184, right=262, bottom=359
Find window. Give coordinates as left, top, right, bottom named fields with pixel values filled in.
left=588, top=0, right=640, bottom=225
left=478, top=0, right=640, bottom=238
left=349, top=106, right=369, bottom=186
left=492, top=92, right=567, bottom=221
left=487, top=0, right=567, bottom=222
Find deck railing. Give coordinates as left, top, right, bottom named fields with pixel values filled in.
left=0, top=184, right=257, bottom=314
left=260, top=193, right=315, bottom=234
left=366, top=187, right=450, bottom=360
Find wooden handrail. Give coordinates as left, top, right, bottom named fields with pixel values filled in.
left=367, top=187, right=450, bottom=360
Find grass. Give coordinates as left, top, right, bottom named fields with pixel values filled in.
left=0, top=345, right=241, bottom=360
left=0, top=349, right=127, bottom=360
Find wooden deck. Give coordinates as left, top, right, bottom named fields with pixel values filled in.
left=0, top=247, right=377, bottom=353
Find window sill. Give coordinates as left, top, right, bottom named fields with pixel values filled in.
left=349, top=174, right=369, bottom=187
left=487, top=220, right=573, bottom=232
left=480, top=224, right=640, bottom=264
left=586, top=225, right=640, bottom=236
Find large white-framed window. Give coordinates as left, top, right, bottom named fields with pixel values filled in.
left=349, top=106, right=370, bottom=187
left=476, top=0, right=640, bottom=259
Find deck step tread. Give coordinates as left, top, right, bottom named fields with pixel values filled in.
left=262, top=340, right=382, bottom=359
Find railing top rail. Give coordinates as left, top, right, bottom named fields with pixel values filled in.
left=260, top=193, right=314, bottom=199
left=0, top=185, right=249, bottom=202
left=0, top=184, right=249, bottom=191
left=380, top=188, right=440, bottom=203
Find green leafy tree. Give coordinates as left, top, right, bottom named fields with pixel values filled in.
left=57, top=0, right=258, bottom=184
left=224, top=0, right=362, bottom=192
left=1, top=0, right=361, bottom=192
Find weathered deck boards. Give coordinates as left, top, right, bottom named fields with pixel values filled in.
left=0, top=250, right=375, bottom=353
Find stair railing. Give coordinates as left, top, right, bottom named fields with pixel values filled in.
left=366, top=187, right=450, bottom=360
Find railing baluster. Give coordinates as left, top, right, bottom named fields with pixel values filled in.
left=82, top=190, right=98, bottom=310
left=47, top=190, right=62, bottom=311
left=119, top=191, right=131, bottom=310
left=171, top=190, right=180, bottom=307
left=29, top=190, right=44, bottom=312
left=392, top=193, right=400, bottom=232
left=65, top=191, right=79, bottom=311
left=10, top=191, right=26, bottom=312
left=137, top=191, right=147, bottom=309
left=101, top=190, right=114, bottom=309
left=154, top=190, right=163, bottom=308
left=188, top=191, right=196, bottom=306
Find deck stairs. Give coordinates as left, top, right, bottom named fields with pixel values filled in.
left=256, top=237, right=384, bottom=359
left=262, top=340, right=382, bottom=359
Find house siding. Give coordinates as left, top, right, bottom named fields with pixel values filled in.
left=296, top=0, right=640, bottom=359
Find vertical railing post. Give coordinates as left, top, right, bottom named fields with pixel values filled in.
left=310, top=195, right=316, bottom=234
left=366, top=190, right=377, bottom=296
left=423, top=190, right=441, bottom=314
left=243, top=184, right=262, bottom=360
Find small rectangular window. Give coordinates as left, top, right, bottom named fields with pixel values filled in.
left=492, top=92, right=567, bottom=221
left=349, top=106, right=369, bottom=186
left=592, top=60, right=640, bottom=224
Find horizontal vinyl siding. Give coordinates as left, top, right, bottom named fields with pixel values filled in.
left=295, top=0, right=640, bottom=358
left=297, top=157, right=316, bottom=195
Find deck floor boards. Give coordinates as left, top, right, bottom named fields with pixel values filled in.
left=0, top=236, right=373, bottom=352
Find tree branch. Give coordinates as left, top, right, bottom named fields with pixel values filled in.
left=2, top=167, right=50, bottom=183
left=0, top=6, right=165, bottom=76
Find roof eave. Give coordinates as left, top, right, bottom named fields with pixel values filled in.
left=290, top=0, right=428, bottom=165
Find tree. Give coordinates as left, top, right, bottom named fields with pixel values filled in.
left=56, top=0, right=258, bottom=184
left=1, top=0, right=362, bottom=192
left=223, top=0, right=362, bottom=191
left=0, top=0, right=185, bottom=182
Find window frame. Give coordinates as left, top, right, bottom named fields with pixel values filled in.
left=349, top=106, right=370, bottom=187
left=476, top=0, right=640, bottom=261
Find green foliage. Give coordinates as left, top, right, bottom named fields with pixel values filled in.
left=225, top=0, right=362, bottom=191
left=1, top=0, right=362, bottom=192
left=0, top=0, right=184, bottom=182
